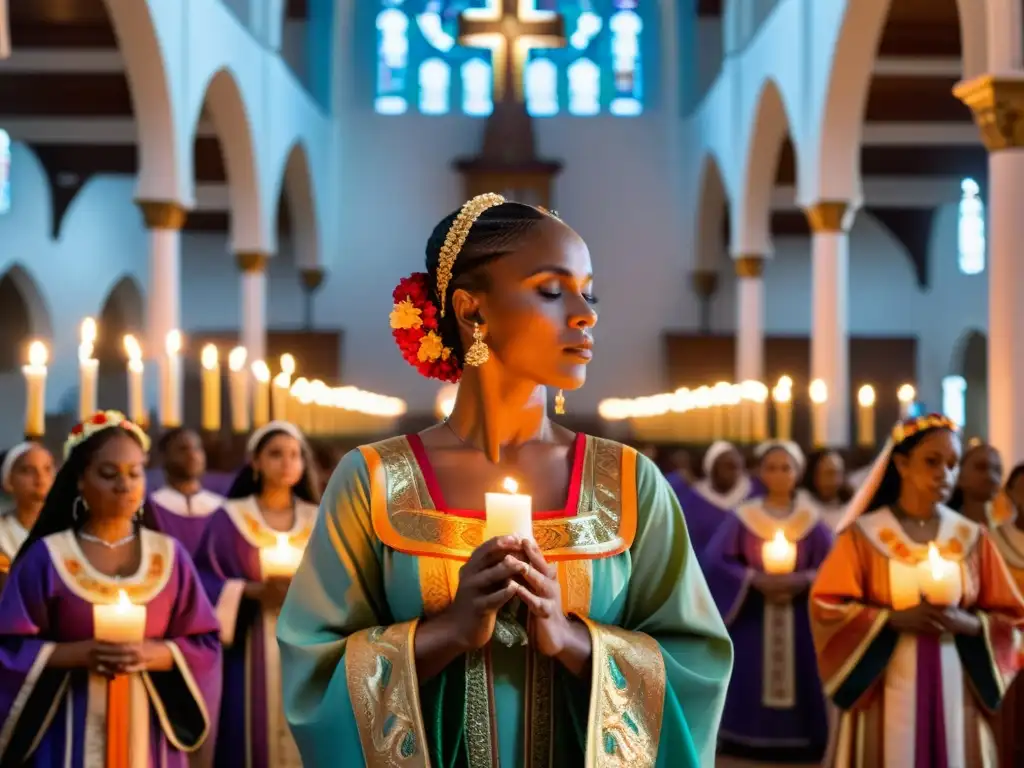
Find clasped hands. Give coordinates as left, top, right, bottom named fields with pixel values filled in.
left=440, top=535, right=584, bottom=664
left=889, top=601, right=981, bottom=636
left=57, top=639, right=173, bottom=679
left=752, top=570, right=812, bottom=604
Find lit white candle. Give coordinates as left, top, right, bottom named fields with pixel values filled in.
left=898, top=384, right=916, bottom=420
left=857, top=384, right=876, bottom=448
left=260, top=533, right=302, bottom=579
left=78, top=317, right=98, bottom=421
left=291, top=378, right=313, bottom=434
left=762, top=530, right=797, bottom=575
left=228, top=346, right=250, bottom=434
left=272, top=354, right=295, bottom=421
left=251, top=360, right=271, bottom=428
left=162, top=330, right=183, bottom=428
left=22, top=340, right=48, bottom=438
left=484, top=477, right=533, bottom=542
left=750, top=381, right=769, bottom=442
left=918, top=543, right=962, bottom=606
left=772, top=377, right=792, bottom=441
left=93, top=589, right=147, bottom=643
left=123, top=335, right=146, bottom=427
left=200, top=344, right=221, bottom=433
left=809, top=378, right=828, bottom=448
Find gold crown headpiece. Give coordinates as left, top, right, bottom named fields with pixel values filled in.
left=891, top=413, right=959, bottom=446
left=436, top=193, right=506, bottom=317
left=64, top=410, right=151, bottom=461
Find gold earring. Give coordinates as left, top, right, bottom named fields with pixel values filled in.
left=463, top=322, right=490, bottom=367
left=555, top=389, right=566, bottom=415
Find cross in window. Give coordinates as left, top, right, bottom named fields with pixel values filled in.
left=457, top=0, right=566, bottom=104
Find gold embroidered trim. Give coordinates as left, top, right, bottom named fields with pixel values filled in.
left=762, top=602, right=796, bottom=709
left=465, top=649, right=497, bottom=768
left=560, top=559, right=593, bottom=616
left=735, top=491, right=821, bottom=543
left=45, top=529, right=174, bottom=604
left=581, top=619, right=665, bottom=768
left=368, top=435, right=636, bottom=561
left=345, top=621, right=429, bottom=767
left=0, top=643, right=58, bottom=760
left=141, top=641, right=210, bottom=752
left=857, top=506, right=981, bottom=565
left=526, top=649, right=555, bottom=768
left=417, top=557, right=453, bottom=616
left=223, top=497, right=317, bottom=550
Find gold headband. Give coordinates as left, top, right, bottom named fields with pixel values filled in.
left=891, top=413, right=958, bottom=445
left=436, top=193, right=505, bottom=317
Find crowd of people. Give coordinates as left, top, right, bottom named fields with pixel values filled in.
left=0, top=194, right=1019, bottom=767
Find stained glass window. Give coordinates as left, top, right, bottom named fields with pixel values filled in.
left=958, top=178, right=985, bottom=275
left=374, top=1, right=648, bottom=117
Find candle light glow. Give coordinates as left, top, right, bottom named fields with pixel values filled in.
left=898, top=384, right=916, bottom=419
left=22, top=340, right=48, bottom=438
left=762, top=530, right=797, bottom=575
left=92, top=589, right=146, bottom=643
left=252, top=360, right=271, bottom=428
left=228, top=346, right=250, bottom=434
left=917, top=542, right=962, bottom=606
left=484, top=477, right=533, bottom=542
left=161, top=330, right=183, bottom=428
left=200, top=344, right=220, bottom=433
left=857, top=384, right=876, bottom=448
left=78, top=318, right=98, bottom=421
left=123, top=334, right=145, bottom=425
left=809, top=378, right=828, bottom=448
left=260, top=533, right=302, bottom=579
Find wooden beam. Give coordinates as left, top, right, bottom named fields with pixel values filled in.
left=866, top=75, right=971, bottom=122
left=0, top=73, right=131, bottom=116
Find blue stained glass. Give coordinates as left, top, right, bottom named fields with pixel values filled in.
left=373, top=1, right=650, bottom=116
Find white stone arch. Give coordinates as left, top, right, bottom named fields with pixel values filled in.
left=696, top=153, right=730, bottom=270
left=189, top=67, right=265, bottom=253
left=102, top=0, right=186, bottom=203
left=0, top=264, right=53, bottom=340
left=955, top=0, right=988, bottom=79
left=270, top=140, right=321, bottom=269
left=733, top=76, right=798, bottom=254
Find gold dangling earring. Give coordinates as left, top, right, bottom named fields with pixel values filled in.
left=554, top=389, right=566, bottom=415
left=463, top=322, right=490, bottom=367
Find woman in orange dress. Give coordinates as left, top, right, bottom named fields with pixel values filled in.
left=810, top=414, right=1024, bottom=767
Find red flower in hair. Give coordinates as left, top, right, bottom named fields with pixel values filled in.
left=92, top=413, right=108, bottom=425
left=71, top=424, right=84, bottom=436
left=389, top=272, right=462, bottom=383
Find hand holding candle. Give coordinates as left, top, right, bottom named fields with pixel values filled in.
left=484, top=478, right=533, bottom=542
left=917, top=543, right=962, bottom=606
left=78, top=318, right=98, bottom=421
left=22, top=340, right=48, bottom=438
left=762, top=529, right=797, bottom=575
left=93, top=589, right=146, bottom=643
left=200, top=344, right=221, bottom=432
left=260, top=533, right=302, bottom=579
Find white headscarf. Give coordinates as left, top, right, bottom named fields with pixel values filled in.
left=1, top=442, right=37, bottom=493
left=834, top=438, right=894, bottom=533
left=702, top=440, right=739, bottom=477
left=754, top=440, right=806, bottom=475
left=245, top=421, right=308, bottom=457
left=695, top=441, right=752, bottom=511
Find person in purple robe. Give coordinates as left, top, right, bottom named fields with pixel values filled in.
left=148, top=428, right=226, bottom=556
left=0, top=410, right=221, bottom=767
left=673, top=440, right=759, bottom=556
left=193, top=421, right=320, bottom=768
left=703, top=439, right=833, bottom=763
left=0, top=441, right=54, bottom=582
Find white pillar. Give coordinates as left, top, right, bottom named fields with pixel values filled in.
left=806, top=202, right=853, bottom=447
left=956, top=74, right=1024, bottom=464
left=733, top=255, right=765, bottom=382
left=237, top=252, right=268, bottom=366
left=138, top=201, right=186, bottom=428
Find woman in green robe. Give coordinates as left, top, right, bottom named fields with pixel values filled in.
left=277, top=194, right=733, bottom=767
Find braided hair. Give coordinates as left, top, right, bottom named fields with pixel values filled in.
left=425, top=202, right=547, bottom=364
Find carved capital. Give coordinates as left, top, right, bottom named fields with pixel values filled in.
left=300, top=267, right=326, bottom=292
left=733, top=255, right=765, bottom=279
left=954, top=74, right=1024, bottom=151
left=690, top=269, right=719, bottom=299
left=236, top=252, right=269, bottom=273
left=136, top=201, right=187, bottom=230
left=805, top=201, right=853, bottom=233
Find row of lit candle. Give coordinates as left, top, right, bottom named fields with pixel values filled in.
left=20, top=322, right=406, bottom=438
left=599, top=377, right=918, bottom=448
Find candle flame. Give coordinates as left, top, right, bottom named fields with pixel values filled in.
left=123, top=334, right=142, bottom=362
left=927, top=542, right=948, bottom=580
left=778, top=375, right=793, bottom=389
left=767, top=529, right=790, bottom=556
left=280, top=354, right=296, bottom=376
left=165, top=330, right=182, bottom=356
left=201, top=344, right=218, bottom=370
left=502, top=477, right=518, bottom=494
left=252, top=360, right=270, bottom=383
left=275, top=533, right=290, bottom=550
left=772, top=383, right=792, bottom=404
left=273, top=371, right=290, bottom=388
left=228, top=346, right=247, bottom=372
left=115, top=588, right=132, bottom=611
left=79, top=317, right=97, bottom=363
left=27, top=340, right=48, bottom=367
left=898, top=384, right=916, bottom=404
left=858, top=384, right=876, bottom=407
left=809, top=379, right=828, bottom=404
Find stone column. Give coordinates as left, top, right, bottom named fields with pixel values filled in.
left=955, top=74, right=1024, bottom=464
left=300, top=267, right=326, bottom=331
left=236, top=252, right=268, bottom=365
left=689, top=269, right=719, bottom=334
left=806, top=201, right=854, bottom=447
left=733, top=255, right=765, bottom=383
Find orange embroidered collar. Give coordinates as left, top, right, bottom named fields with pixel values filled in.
left=856, top=506, right=981, bottom=565
left=223, top=495, right=317, bottom=550
left=735, top=490, right=822, bottom=543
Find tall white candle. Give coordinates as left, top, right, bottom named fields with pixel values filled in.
left=22, top=340, right=48, bottom=438
left=123, top=335, right=146, bottom=427
left=78, top=317, right=98, bottom=421
left=772, top=377, right=793, bottom=441
left=484, top=477, right=533, bottom=542
left=251, top=360, right=271, bottom=428
left=857, top=385, right=876, bottom=448
left=93, top=589, right=146, bottom=643
left=162, top=330, right=183, bottom=428
left=809, top=378, right=828, bottom=448
left=228, top=346, right=250, bottom=434
left=200, top=344, right=221, bottom=432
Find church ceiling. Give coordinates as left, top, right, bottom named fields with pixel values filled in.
left=0, top=0, right=308, bottom=237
